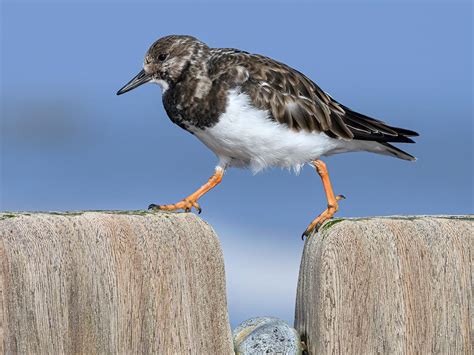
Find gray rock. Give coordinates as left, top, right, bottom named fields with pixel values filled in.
left=233, top=317, right=303, bottom=354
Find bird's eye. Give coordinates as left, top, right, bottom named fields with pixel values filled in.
left=158, top=53, right=168, bottom=61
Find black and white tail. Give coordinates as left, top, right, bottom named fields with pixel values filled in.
left=340, top=104, right=419, bottom=161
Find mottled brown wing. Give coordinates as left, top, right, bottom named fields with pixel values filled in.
left=208, top=49, right=419, bottom=143
left=208, top=50, right=353, bottom=139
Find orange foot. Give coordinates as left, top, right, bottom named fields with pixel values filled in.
left=149, top=198, right=202, bottom=214
left=302, top=194, right=345, bottom=239
left=148, top=167, right=224, bottom=215
left=302, top=159, right=345, bottom=239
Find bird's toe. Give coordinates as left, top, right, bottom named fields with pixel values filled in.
left=148, top=203, right=159, bottom=210
left=148, top=198, right=202, bottom=213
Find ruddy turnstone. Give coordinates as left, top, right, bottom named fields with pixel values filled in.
left=117, top=35, right=418, bottom=238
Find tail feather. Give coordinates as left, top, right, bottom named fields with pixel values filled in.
left=332, top=103, right=419, bottom=161
left=377, top=142, right=417, bottom=161
left=339, top=104, right=419, bottom=144
left=343, top=115, right=416, bottom=143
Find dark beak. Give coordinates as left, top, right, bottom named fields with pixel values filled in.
left=116, top=69, right=152, bottom=95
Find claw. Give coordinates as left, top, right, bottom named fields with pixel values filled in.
left=301, top=220, right=323, bottom=240
left=301, top=229, right=311, bottom=240
left=302, top=223, right=317, bottom=240
left=148, top=203, right=159, bottom=210
left=337, top=194, right=346, bottom=200
left=188, top=200, right=201, bottom=214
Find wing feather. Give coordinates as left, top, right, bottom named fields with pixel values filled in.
left=208, top=49, right=419, bottom=143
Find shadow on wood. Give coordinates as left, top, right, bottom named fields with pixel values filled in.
left=295, top=216, right=473, bottom=355
left=0, top=211, right=233, bottom=354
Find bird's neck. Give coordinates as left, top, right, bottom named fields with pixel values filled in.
left=165, top=54, right=210, bottom=95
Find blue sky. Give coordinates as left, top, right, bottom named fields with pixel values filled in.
left=1, top=0, right=472, bottom=327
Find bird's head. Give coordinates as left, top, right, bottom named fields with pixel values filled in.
left=117, top=35, right=208, bottom=95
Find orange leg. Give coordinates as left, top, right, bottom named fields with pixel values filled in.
left=302, top=160, right=345, bottom=239
left=149, top=167, right=224, bottom=213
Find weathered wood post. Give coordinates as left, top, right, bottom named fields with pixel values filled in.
left=295, top=216, right=473, bottom=354
left=0, top=212, right=233, bottom=354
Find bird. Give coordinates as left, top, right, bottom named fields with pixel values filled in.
left=117, top=35, right=418, bottom=238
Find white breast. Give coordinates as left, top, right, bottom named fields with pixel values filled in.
left=151, top=78, right=169, bottom=93
left=191, top=89, right=347, bottom=173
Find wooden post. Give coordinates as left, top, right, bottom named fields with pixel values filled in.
left=0, top=211, right=233, bottom=354
left=295, top=216, right=473, bottom=354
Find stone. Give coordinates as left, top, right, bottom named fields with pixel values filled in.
left=233, top=316, right=303, bottom=354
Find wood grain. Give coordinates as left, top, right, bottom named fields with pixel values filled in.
left=0, top=211, right=233, bottom=354
left=295, top=216, right=473, bottom=355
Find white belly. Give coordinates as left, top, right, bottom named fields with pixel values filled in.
left=191, top=89, right=345, bottom=173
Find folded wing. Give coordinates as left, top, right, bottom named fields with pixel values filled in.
left=209, top=49, right=419, bottom=144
